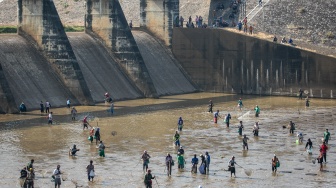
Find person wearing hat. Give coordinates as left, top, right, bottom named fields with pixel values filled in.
left=324, top=129, right=331, bottom=144
left=208, top=100, right=214, bottom=113
left=237, top=98, right=243, bottom=111
left=165, top=153, right=173, bottom=176
left=254, top=105, right=260, bottom=117
left=142, top=150, right=151, bottom=173
left=191, top=154, right=199, bottom=173
left=243, top=134, right=249, bottom=150
left=228, top=156, right=237, bottom=177
left=71, top=106, right=77, bottom=121
left=177, top=152, right=186, bottom=169
left=26, top=167, right=35, bottom=188
left=271, top=155, right=279, bottom=173
left=178, top=146, right=184, bottom=155
left=26, top=159, right=35, bottom=185
left=144, top=169, right=155, bottom=188
left=177, top=117, right=184, bottom=131
left=70, top=144, right=80, bottom=156
left=53, top=165, right=62, bottom=188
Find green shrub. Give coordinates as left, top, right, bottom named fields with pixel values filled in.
left=0, top=26, right=17, bottom=33
left=64, top=26, right=85, bottom=32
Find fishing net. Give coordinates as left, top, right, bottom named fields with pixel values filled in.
left=244, top=169, right=252, bottom=176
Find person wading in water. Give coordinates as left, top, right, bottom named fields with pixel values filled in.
left=165, top=153, right=173, bottom=176
left=191, top=154, right=199, bottom=173
left=142, top=150, right=151, bottom=173
left=144, top=169, right=155, bottom=188
left=228, top=156, right=237, bottom=177
left=272, top=155, right=280, bottom=173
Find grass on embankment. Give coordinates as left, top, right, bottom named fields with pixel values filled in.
left=0, top=26, right=84, bottom=33
left=0, top=26, right=17, bottom=33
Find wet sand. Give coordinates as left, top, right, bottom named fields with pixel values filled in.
left=0, top=93, right=335, bottom=188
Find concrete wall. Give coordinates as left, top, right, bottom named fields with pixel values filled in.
left=17, top=0, right=94, bottom=105
left=172, top=28, right=336, bottom=98
left=140, top=0, right=179, bottom=46
left=0, top=62, right=17, bottom=113
left=86, top=0, right=158, bottom=98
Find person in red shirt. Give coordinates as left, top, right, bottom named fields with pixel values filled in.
left=320, top=142, right=328, bottom=163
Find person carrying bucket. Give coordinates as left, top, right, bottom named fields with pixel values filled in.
left=272, top=154, right=280, bottom=173
left=297, top=132, right=303, bottom=144
left=89, top=127, right=95, bottom=143
left=305, top=138, right=313, bottom=154
left=98, top=141, right=105, bottom=157
left=199, top=154, right=206, bottom=174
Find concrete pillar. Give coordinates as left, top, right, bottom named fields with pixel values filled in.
left=85, top=0, right=158, bottom=98
left=140, top=0, right=179, bottom=47
left=17, top=0, right=94, bottom=105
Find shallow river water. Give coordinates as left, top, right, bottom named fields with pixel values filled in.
left=0, top=93, right=335, bottom=188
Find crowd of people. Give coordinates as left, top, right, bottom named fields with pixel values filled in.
left=17, top=89, right=331, bottom=187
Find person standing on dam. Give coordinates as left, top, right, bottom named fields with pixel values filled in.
left=45, top=101, right=51, bottom=113
left=40, top=101, right=44, bottom=115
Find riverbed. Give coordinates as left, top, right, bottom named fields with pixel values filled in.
left=0, top=93, right=335, bottom=188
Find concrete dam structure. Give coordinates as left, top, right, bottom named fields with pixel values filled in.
left=172, top=28, right=336, bottom=98
left=0, top=0, right=197, bottom=113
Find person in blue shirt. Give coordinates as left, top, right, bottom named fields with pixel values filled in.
left=191, top=154, right=199, bottom=173
left=19, top=102, right=27, bottom=112
left=225, top=113, right=231, bottom=127
left=214, top=110, right=221, bottom=123
left=177, top=117, right=184, bottom=131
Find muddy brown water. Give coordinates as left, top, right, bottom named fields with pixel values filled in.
left=0, top=93, right=335, bottom=188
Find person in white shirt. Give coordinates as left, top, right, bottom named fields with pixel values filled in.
left=53, top=165, right=62, bottom=188
left=48, top=112, right=53, bottom=125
